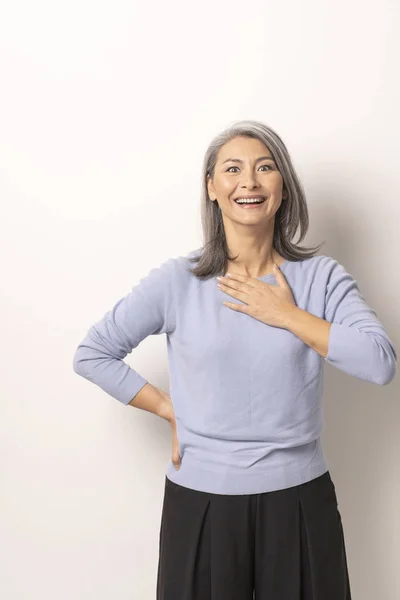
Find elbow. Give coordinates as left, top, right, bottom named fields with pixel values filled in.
left=376, top=363, right=397, bottom=386
left=72, top=350, right=85, bottom=376
left=72, top=353, right=80, bottom=375
left=374, top=353, right=397, bottom=386
left=367, top=336, right=397, bottom=386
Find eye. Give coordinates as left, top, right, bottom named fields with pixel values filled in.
left=226, top=164, right=273, bottom=173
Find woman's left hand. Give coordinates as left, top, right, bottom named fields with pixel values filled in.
left=217, top=264, right=297, bottom=328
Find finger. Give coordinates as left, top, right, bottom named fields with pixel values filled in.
left=273, top=263, right=288, bottom=285
left=222, top=301, right=248, bottom=312
left=218, top=284, right=249, bottom=303
left=172, top=455, right=181, bottom=469
left=221, top=273, right=258, bottom=289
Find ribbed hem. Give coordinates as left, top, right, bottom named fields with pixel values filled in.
left=165, top=438, right=329, bottom=495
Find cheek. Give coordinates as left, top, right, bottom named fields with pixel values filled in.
left=219, top=179, right=235, bottom=193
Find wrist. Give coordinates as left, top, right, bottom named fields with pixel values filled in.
left=280, top=303, right=301, bottom=330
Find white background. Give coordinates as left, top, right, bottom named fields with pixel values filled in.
left=1, top=1, right=399, bottom=598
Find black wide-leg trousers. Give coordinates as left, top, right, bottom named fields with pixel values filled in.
left=156, top=470, right=352, bottom=599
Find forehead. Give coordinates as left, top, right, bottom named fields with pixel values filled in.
left=217, top=136, right=272, bottom=161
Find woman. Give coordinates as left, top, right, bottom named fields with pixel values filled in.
left=73, top=120, right=397, bottom=599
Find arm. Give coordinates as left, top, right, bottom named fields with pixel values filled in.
left=128, top=382, right=172, bottom=420
left=281, top=306, right=331, bottom=360
left=72, top=258, right=177, bottom=405
left=283, top=258, right=397, bottom=385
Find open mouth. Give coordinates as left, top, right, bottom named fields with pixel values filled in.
left=233, top=197, right=267, bottom=207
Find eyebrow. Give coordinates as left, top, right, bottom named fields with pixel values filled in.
left=221, top=155, right=276, bottom=165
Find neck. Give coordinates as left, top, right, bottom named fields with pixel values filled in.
left=225, top=247, right=280, bottom=278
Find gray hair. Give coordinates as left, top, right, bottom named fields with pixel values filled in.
left=188, top=119, right=325, bottom=279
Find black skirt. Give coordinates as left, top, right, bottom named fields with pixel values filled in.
left=156, top=470, right=352, bottom=600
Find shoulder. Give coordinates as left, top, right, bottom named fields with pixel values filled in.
left=306, top=254, right=337, bottom=269
left=293, top=255, right=356, bottom=293
left=303, top=254, right=349, bottom=277
left=135, top=247, right=201, bottom=292
left=313, top=254, right=356, bottom=281
left=288, top=254, right=337, bottom=278
left=303, top=255, right=360, bottom=302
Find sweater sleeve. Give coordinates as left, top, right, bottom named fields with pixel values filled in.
left=72, top=257, right=177, bottom=405
left=323, top=258, right=397, bottom=385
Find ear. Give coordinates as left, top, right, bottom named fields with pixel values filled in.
left=206, top=174, right=215, bottom=200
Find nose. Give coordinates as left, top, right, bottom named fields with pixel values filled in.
left=239, top=169, right=261, bottom=189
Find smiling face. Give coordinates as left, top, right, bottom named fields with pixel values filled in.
left=206, top=136, right=287, bottom=227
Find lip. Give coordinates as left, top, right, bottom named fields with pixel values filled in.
left=233, top=194, right=267, bottom=201
left=232, top=195, right=267, bottom=208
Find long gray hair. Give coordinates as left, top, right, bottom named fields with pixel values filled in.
left=188, top=119, right=325, bottom=279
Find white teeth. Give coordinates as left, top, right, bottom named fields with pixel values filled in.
left=235, top=197, right=265, bottom=204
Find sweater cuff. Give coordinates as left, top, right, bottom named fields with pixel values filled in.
left=116, top=373, right=149, bottom=405
left=325, top=322, right=353, bottom=363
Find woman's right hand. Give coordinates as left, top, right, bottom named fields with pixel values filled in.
left=157, top=388, right=182, bottom=471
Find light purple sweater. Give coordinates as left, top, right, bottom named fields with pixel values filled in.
left=72, top=249, right=397, bottom=495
